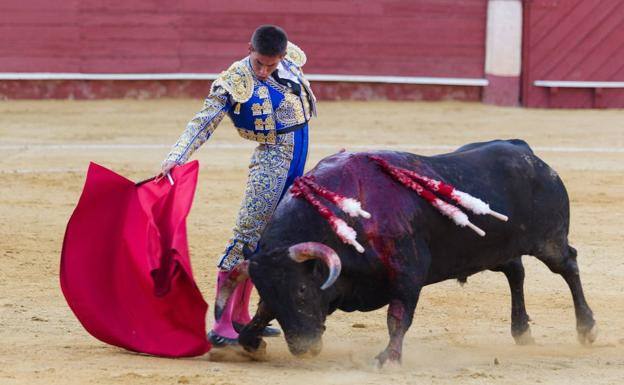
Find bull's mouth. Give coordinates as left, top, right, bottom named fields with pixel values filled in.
left=285, top=334, right=323, bottom=357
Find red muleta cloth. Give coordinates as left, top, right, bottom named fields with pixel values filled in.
left=60, top=161, right=210, bottom=357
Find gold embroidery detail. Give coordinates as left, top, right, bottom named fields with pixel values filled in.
left=300, top=87, right=311, bottom=119
left=213, top=60, right=254, bottom=103
left=165, top=109, right=227, bottom=164
left=281, top=54, right=316, bottom=117
left=237, top=128, right=277, bottom=144
left=251, top=103, right=263, bottom=116
left=257, top=86, right=269, bottom=99
left=275, top=93, right=306, bottom=126
left=285, top=41, right=306, bottom=67
left=262, top=99, right=273, bottom=114
left=253, top=116, right=276, bottom=130
left=299, top=68, right=317, bottom=116
left=234, top=103, right=241, bottom=115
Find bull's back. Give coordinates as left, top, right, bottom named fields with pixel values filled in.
left=419, top=140, right=570, bottom=282
left=271, top=140, right=570, bottom=287
left=305, top=140, right=569, bottom=283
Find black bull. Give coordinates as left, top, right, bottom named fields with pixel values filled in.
left=233, top=139, right=596, bottom=366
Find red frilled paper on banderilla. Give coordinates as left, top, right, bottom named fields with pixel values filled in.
left=60, top=160, right=210, bottom=357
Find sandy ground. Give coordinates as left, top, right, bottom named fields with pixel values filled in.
left=0, top=99, right=623, bottom=385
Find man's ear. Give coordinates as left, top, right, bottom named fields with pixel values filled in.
left=248, top=42, right=254, bottom=54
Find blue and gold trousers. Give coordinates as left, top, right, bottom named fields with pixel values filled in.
left=217, top=126, right=309, bottom=271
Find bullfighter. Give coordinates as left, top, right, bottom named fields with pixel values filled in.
left=157, top=24, right=316, bottom=347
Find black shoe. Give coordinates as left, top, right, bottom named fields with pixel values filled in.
left=232, top=322, right=282, bottom=337
left=207, top=330, right=238, bottom=348
left=261, top=325, right=281, bottom=337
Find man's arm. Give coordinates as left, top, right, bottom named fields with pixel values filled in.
left=161, top=85, right=230, bottom=170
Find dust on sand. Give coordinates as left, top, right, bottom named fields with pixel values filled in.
left=1, top=100, right=623, bottom=384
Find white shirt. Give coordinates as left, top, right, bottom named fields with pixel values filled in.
left=276, top=62, right=300, bottom=84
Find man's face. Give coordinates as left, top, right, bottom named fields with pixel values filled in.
left=249, top=44, right=285, bottom=81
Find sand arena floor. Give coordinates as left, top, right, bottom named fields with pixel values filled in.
left=0, top=100, right=623, bottom=384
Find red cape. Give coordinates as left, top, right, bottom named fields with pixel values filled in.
left=60, top=161, right=210, bottom=357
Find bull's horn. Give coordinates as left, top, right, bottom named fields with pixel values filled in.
left=288, top=242, right=342, bottom=290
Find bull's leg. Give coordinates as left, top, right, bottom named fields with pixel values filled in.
left=491, top=258, right=534, bottom=345
left=238, top=299, right=275, bottom=357
left=375, top=292, right=421, bottom=368
left=537, top=245, right=597, bottom=344
left=376, top=244, right=429, bottom=367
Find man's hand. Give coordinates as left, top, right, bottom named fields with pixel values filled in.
left=155, top=160, right=177, bottom=184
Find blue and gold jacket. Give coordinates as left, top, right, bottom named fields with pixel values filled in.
left=165, top=42, right=316, bottom=165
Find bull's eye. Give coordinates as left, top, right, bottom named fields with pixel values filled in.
left=298, top=285, right=306, bottom=296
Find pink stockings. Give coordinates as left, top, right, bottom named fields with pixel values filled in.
left=211, top=270, right=253, bottom=339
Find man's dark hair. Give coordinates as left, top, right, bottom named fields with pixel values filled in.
left=251, top=25, right=288, bottom=56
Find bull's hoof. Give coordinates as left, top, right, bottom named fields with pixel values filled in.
left=513, top=328, right=535, bottom=345
left=577, top=324, right=598, bottom=345
left=374, top=350, right=401, bottom=369
left=240, top=336, right=264, bottom=353
left=238, top=329, right=264, bottom=353
left=239, top=339, right=268, bottom=361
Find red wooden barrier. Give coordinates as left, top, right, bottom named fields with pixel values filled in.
left=0, top=0, right=487, bottom=100
left=522, top=0, right=624, bottom=108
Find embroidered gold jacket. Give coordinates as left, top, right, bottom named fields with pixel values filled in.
left=165, top=42, right=316, bottom=165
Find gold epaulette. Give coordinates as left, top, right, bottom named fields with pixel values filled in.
left=212, top=60, right=254, bottom=103
left=285, top=41, right=307, bottom=67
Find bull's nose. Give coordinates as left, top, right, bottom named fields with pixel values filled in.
left=309, top=338, right=323, bottom=356
left=287, top=336, right=323, bottom=357
left=288, top=345, right=307, bottom=356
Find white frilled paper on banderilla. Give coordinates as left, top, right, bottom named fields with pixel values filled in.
left=291, top=159, right=509, bottom=252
